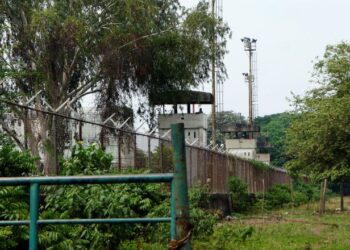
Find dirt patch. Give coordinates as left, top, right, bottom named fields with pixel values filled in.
left=231, top=216, right=339, bottom=229
left=309, top=224, right=326, bottom=235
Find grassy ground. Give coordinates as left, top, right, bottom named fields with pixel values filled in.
left=193, top=197, right=350, bottom=250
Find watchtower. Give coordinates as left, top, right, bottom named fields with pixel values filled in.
left=150, top=90, right=214, bottom=147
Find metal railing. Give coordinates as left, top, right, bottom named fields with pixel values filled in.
left=0, top=174, right=176, bottom=250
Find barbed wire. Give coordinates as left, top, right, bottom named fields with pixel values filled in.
left=0, top=98, right=234, bottom=155
left=0, top=98, right=170, bottom=141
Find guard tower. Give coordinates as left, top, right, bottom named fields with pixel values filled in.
left=150, top=90, right=214, bottom=147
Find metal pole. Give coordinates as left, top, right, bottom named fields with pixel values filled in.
left=211, top=0, right=216, bottom=145
left=171, top=123, right=191, bottom=249
left=170, top=179, right=176, bottom=240
left=29, top=183, right=39, bottom=250
left=147, top=136, right=151, bottom=169
left=51, top=115, right=57, bottom=174
left=118, top=133, right=122, bottom=170
left=160, top=140, right=163, bottom=172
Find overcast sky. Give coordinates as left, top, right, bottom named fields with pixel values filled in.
left=180, top=0, right=350, bottom=117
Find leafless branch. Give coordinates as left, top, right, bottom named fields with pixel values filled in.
left=1, top=122, right=25, bottom=151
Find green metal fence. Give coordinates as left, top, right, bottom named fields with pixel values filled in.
left=0, top=174, right=176, bottom=250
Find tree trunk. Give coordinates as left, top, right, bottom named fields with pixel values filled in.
left=319, top=181, right=324, bottom=215
left=323, top=179, right=327, bottom=213
left=24, top=111, right=41, bottom=170
left=319, top=179, right=327, bottom=215
left=340, top=181, right=344, bottom=211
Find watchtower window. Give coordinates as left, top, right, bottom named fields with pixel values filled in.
left=194, top=132, right=197, bottom=138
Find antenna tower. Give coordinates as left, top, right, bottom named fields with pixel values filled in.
left=210, top=0, right=224, bottom=143
left=215, top=0, right=224, bottom=113
left=241, top=37, right=258, bottom=132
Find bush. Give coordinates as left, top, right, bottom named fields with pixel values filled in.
left=60, top=142, right=113, bottom=175
left=0, top=145, right=37, bottom=177
left=0, top=145, right=37, bottom=249
left=293, top=181, right=322, bottom=202
left=40, top=143, right=168, bottom=249
left=148, top=184, right=219, bottom=241
left=189, top=184, right=210, bottom=209
left=190, top=207, right=219, bottom=237
left=265, top=184, right=291, bottom=208
left=229, top=176, right=254, bottom=212
left=292, top=191, right=309, bottom=206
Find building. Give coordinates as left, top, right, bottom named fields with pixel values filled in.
left=225, top=139, right=256, bottom=159
left=151, top=90, right=214, bottom=147
left=158, top=113, right=208, bottom=147
left=225, top=138, right=271, bottom=165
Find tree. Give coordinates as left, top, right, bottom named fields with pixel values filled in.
left=207, top=111, right=244, bottom=145
left=286, top=42, right=350, bottom=210
left=255, top=112, right=295, bottom=167
left=0, top=1, right=231, bottom=174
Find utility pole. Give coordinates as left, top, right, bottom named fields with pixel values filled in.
left=211, top=0, right=216, bottom=144
left=241, top=37, right=257, bottom=138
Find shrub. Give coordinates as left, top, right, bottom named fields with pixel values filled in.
left=41, top=144, right=167, bottom=249
left=292, top=191, right=309, bottom=206
left=189, top=184, right=210, bottom=209
left=0, top=145, right=37, bottom=177
left=0, top=146, right=38, bottom=249
left=248, top=159, right=271, bottom=170
left=264, top=184, right=291, bottom=209
left=229, top=176, right=254, bottom=212
left=293, top=181, right=322, bottom=202
left=60, top=142, right=113, bottom=175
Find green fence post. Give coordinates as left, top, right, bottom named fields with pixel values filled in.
left=171, top=123, right=191, bottom=249
left=29, top=183, right=39, bottom=250
left=170, top=179, right=176, bottom=240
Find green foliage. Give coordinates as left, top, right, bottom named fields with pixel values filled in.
left=0, top=143, right=220, bottom=248
left=60, top=142, right=113, bottom=175
left=150, top=145, right=174, bottom=173
left=0, top=145, right=37, bottom=249
left=286, top=42, right=350, bottom=181
left=0, top=0, right=231, bottom=173
left=207, top=111, right=244, bottom=144
left=0, top=145, right=37, bottom=177
left=292, top=191, right=309, bottom=206
left=189, top=184, right=210, bottom=209
left=194, top=199, right=350, bottom=250
left=0, top=186, right=29, bottom=249
left=248, top=159, right=271, bottom=170
left=41, top=144, right=166, bottom=249
left=147, top=184, right=218, bottom=241
left=189, top=185, right=219, bottom=237
left=229, top=176, right=254, bottom=212
left=293, top=181, right=321, bottom=202
left=194, top=223, right=254, bottom=249
left=262, top=185, right=291, bottom=209
left=255, top=112, right=295, bottom=167
left=254, top=181, right=334, bottom=210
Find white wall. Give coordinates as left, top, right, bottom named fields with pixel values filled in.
left=158, top=113, right=207, bottom=146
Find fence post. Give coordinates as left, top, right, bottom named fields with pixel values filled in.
left=29, top=183, right=39, bottom=250
left=171, top=123, right=191, bottom=249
